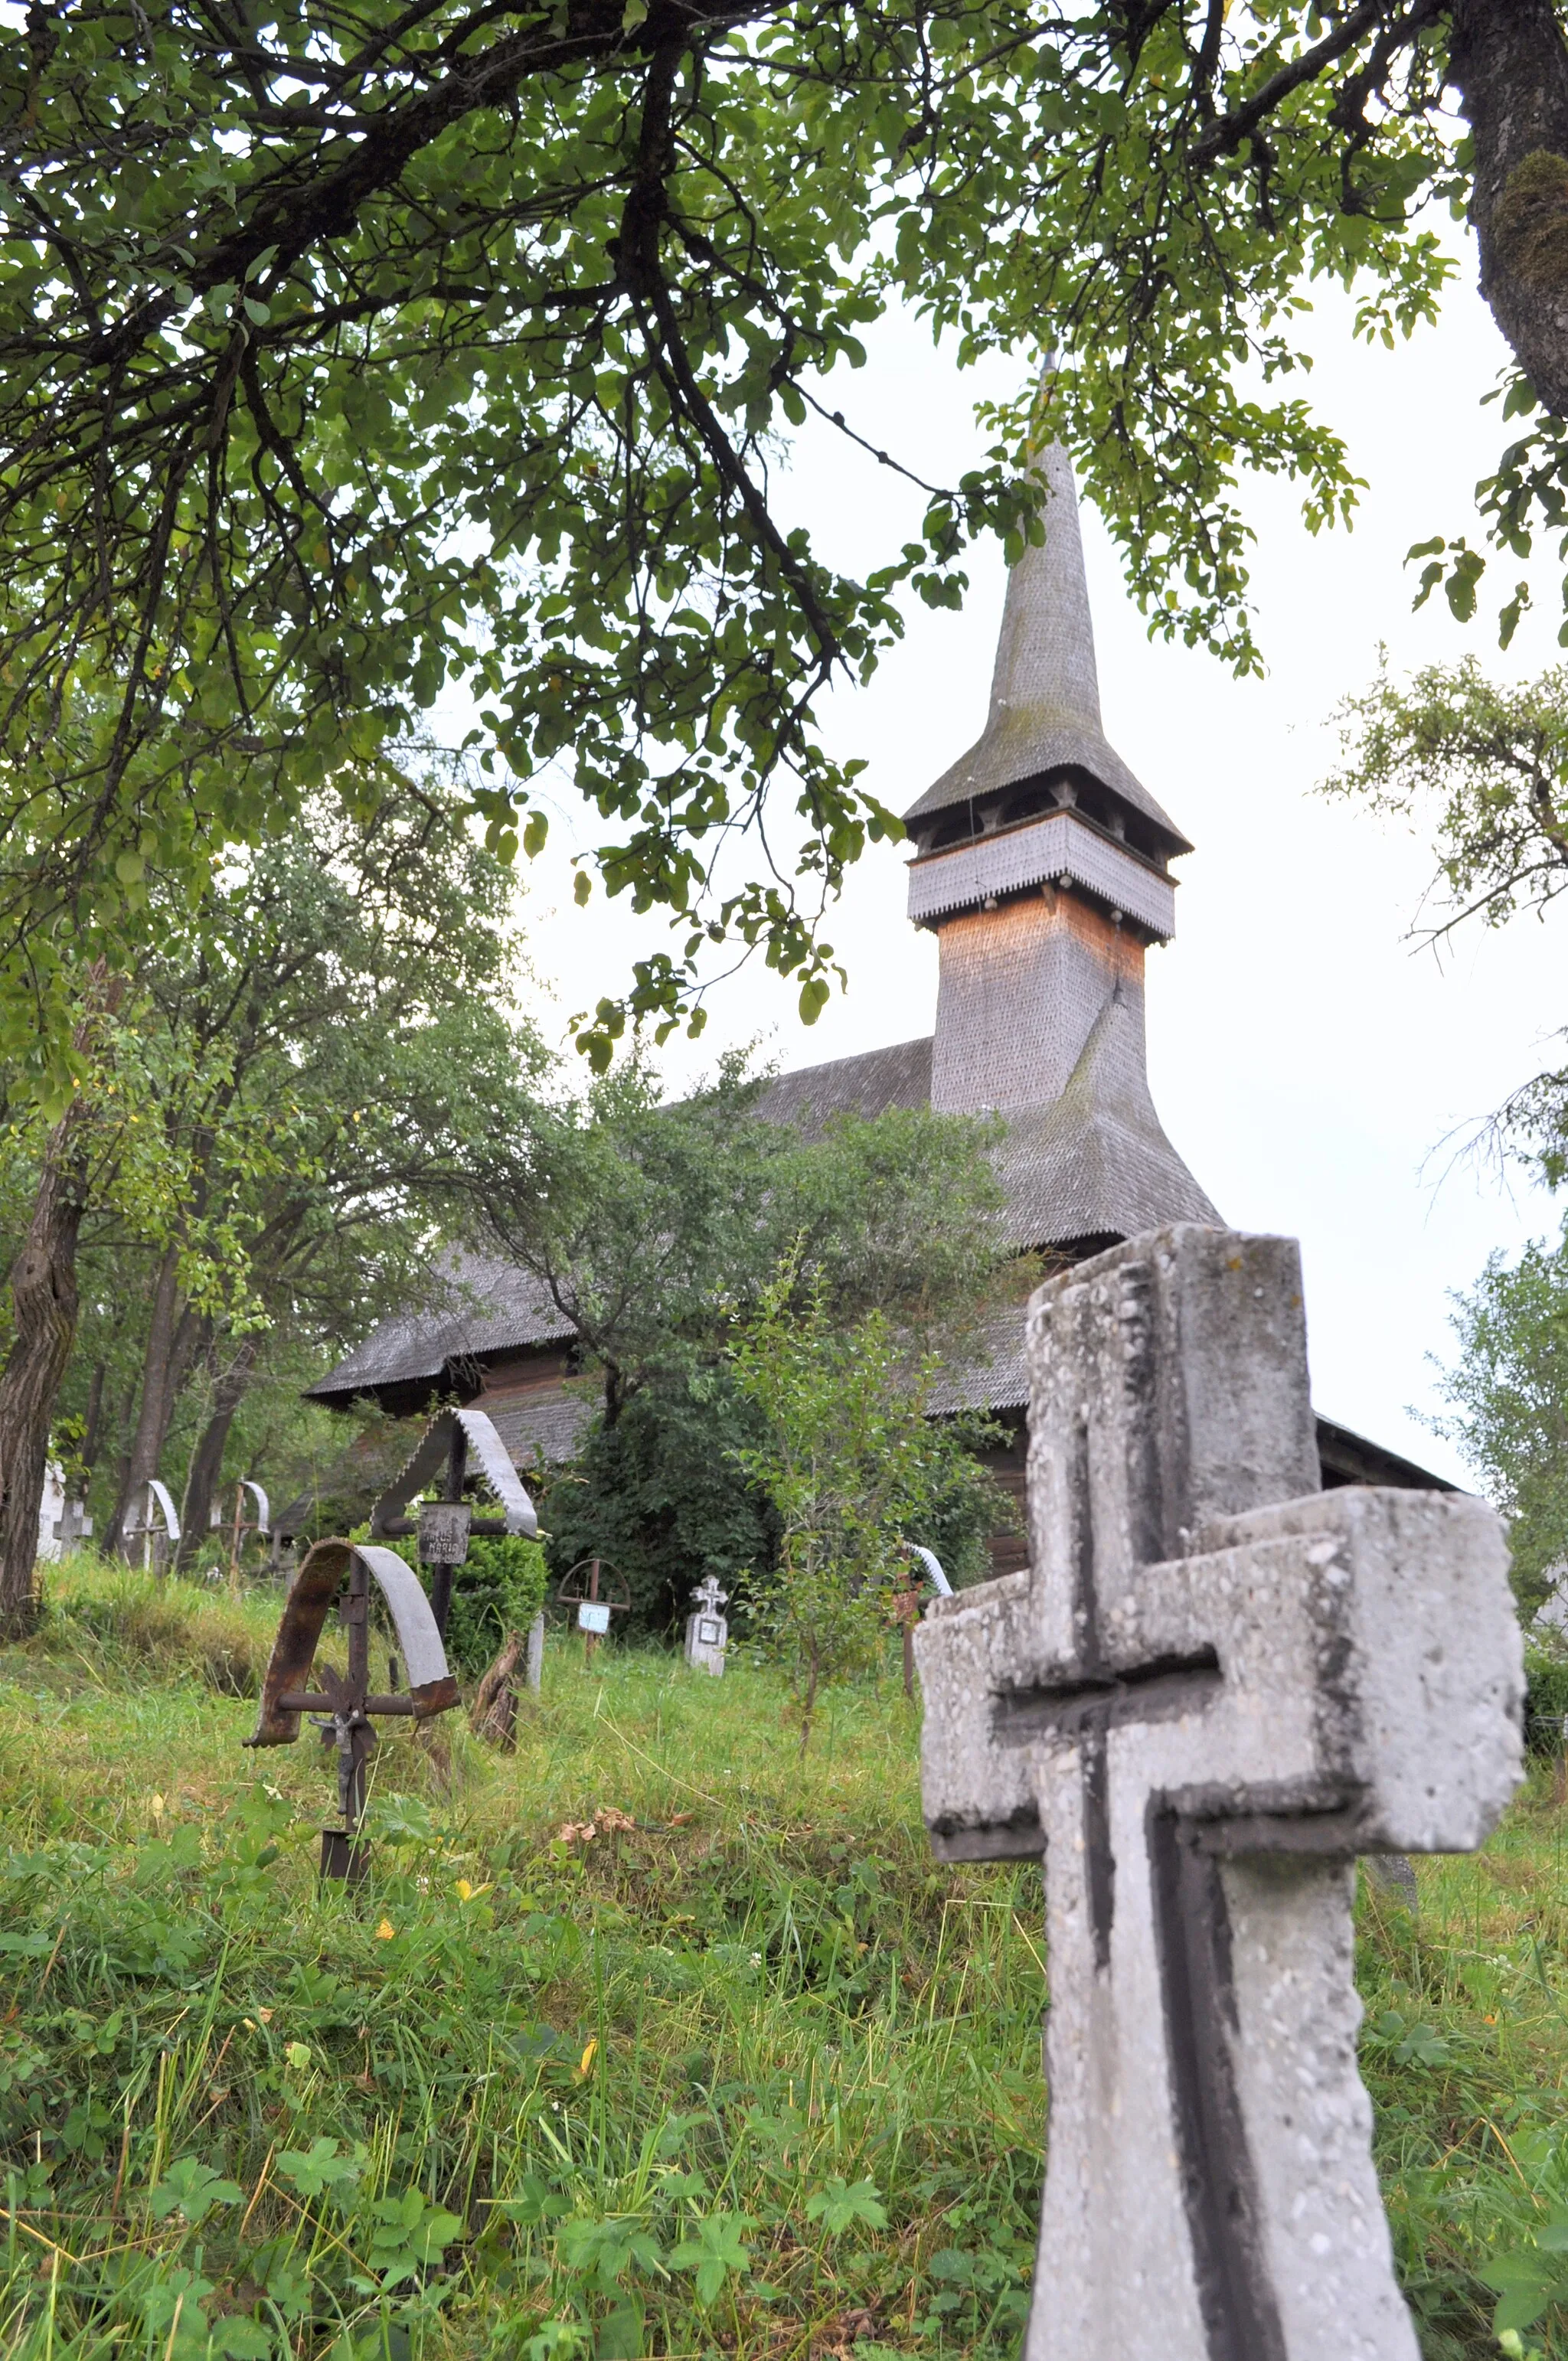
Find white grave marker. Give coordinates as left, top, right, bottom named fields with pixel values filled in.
left=684, top=1573, right=729, bottom=1677
left=915, top=1226, right=1523, bottom=2361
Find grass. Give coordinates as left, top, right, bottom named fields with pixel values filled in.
left=1, top=1555, right=1566, bottom=2361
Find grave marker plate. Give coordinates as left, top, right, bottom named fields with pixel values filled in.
left=914, top=1226, right=1523, bottom=2361
left=418, top=1501, right=472, bottom=1565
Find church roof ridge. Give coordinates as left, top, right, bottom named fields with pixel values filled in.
left=903, top=442, right=1189, bottom=854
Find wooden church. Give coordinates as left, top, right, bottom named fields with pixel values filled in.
left=309, top=445, right=1447, bottom=1567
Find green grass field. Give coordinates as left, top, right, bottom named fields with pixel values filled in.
left=2, top=1558, right=1566, bottom=2360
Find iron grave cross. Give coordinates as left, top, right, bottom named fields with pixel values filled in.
left=914, top=1226, right=1523, bottom=2361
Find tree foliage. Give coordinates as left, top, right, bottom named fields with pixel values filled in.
left=1435, top=1227, right=1568, bottom=1616
left=1323, top=655, right=1568, bottom=1171
left=444, top=1533, right=550, bottom=1674
left=473, top=1057, right=1008, bottom=1424
left=518, top=1068, right=1010, bottom=1634
left=1, top=2, right=1562, bottom=1070
left=544, top=1353, right=780, bottom=1639
left=1, top=761, right=547, bottom=1598
left=731, top=1258, right=1001, bottom=1745
left=1325, top=657, right=1568, bottom=939
left=1327, top=650, right=1568, bottom=1615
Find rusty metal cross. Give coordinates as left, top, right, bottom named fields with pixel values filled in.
left=246, top=1539, right=459, bottom=1879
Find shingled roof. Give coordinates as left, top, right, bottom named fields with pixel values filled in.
left=995, top=985, right=1220, bottom=1249
left=750, top=1036, right=933, bottom=1135
left=311, top=985, right=1217, bottom=1407
left=309, top=1249, right=570, bottom=1404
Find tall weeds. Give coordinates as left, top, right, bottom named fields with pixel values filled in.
left=2, top=1586, right=1566, bottom=2357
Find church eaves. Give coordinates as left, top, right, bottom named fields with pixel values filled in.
left=994, top=983, right=1221, bottom=1251
left=903, top=443, right=1190, bottom=858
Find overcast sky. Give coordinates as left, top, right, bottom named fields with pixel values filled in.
left=503, top=252, right=1566, bottom=1489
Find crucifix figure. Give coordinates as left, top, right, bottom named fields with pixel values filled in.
left=914, top=1225, right=1523, bottom=2361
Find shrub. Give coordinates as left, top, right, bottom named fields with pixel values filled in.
left=445, top=1534, right=549, bottom=1675
left=732, top=1260, right=1004, bottom=1748
left=1524, top=1642, right=1568, bottom=1754
left=544, top=1360, right=779, bottom=1641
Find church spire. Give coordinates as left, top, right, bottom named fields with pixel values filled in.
left=902, top=401, right=1211, bottom=1264
left=984, top=438, right=1104, bottom=753
left=903, top=443, right=1187, bottom=855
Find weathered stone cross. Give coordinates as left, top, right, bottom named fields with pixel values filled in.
left=914, top=1226, right=1523, bottom=2361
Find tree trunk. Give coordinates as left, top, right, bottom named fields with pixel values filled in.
left=103, top=1243, right=182, bottom=1559
left=176, top=1336, right=257, bottom=1572
left=1450, top=0, right=1568, bottom=417
left=469, top=1630, right=524, bottom=1749
left=107, top=1380, right=135, bottom=1536
left=79, top=1360, right=106, bottom=1484
left=0, top=1105, right=91, bottom=1636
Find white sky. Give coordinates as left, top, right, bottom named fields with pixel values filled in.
left=505, top=253, right=1566, bottom=1489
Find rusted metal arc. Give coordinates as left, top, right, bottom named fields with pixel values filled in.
left=368, top=1405, right=537, bottom=1542
left=555, top=1555, right=632, bottom=1608
left=245, top=1537, right=459, bottom=1748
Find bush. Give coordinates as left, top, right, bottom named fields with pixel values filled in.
left=444, top=1534, right=549, bottom=1675
left=731, top=1262, right=1004, bottom=1746
left=1524, top=1643, right=1568, bottom=1754
left=544, top=1360, right=779, bottom=1641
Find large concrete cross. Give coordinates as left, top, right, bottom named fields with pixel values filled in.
left=914, top=1226, right=1523, bottom=2361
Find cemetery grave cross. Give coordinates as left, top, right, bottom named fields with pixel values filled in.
left=914, top=1225, right=1524, bottom=2361
left=246, top=1537, right=460, bottom=1880
left=369, top=1404, right=540, bottom=1641
left=557, top=1556, right=631, bottom=1664
left=684, top=1572, right=730, bottom=1676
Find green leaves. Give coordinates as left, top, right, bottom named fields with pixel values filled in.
left=805, top=2176, right=887, bottom=2235
left=1408, top=536, right=1488, bottom=623
left=1427, top=1224, right=1568, bottom=1615
left=732, top=1249, right=1005, bottom=1740
left=557, top=2212, right=667, bottom=2295
left=1481, top=2211, right=1568, bottom=2334
left=149, top=2155, right=243, bottom=2224
left=1364, top=2009, right=1452, bottom=2069
left=669, top=2209, right=756, bottom=2304
left=276, top=2137, right=362, bottom=2202
left=368, top=1794, right=440, bottom=1849
left=0, top=0, right=1517, bottom=1068
left=360, top=2186, right=466, bottom=2290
